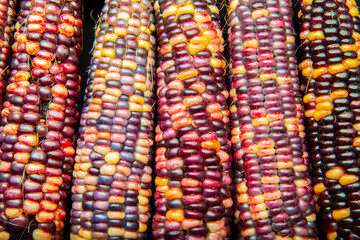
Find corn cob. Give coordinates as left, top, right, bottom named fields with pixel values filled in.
left=0, top=0, right=83, bottom=239
left=70, top=0, right=156, bottom=239
left=298, top=0, right=360, bottom=238
left=153, top=0, right=232, bottom=238
left=228, top=0, right=318, bottom=238
left=0, top=0, right=17, bottom=110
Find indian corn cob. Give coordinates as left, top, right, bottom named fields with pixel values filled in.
left=228, top=0, right=318, bottom=238
left=153, top=0, right=232, bottom=238
left=298, top=0, right=360, bottom=238
left=70, top=0, right=156, bottom=239
left=0, top=0, right=16, bottom=109
left=0, top=0, right=83, bottom=239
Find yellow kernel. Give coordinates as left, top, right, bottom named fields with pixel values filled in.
left=332, top=208, right=350, bottom=220
left=134, top=82, right=147, bottom=92
left=233, top=65, right=246, bottom=75
left=210, top=57, right=225, bottom=68
left=349, top=6, right=360, bottom=16
left=188, top=43, right=206, bottom=55
left=155, top=177, right=168, bottom=186
left=122, top=60, right=137, bottom=70
left=257, top=148, right=276, bottom=156
left=33, top=229, right=52, bottom=240
left=178, top=68, right=198, bottom=81
left=163, top=5, right=177, bottom=18
left=191, top=35, right=208, bottom=45
left=314, top=110, right=331, bottom=121
left=302, top=66, right=313, bottom=77
left=250, top=203, right=267, bottom=212
left=341, top=44, right=357, bottom=52
left=165, top=187, right=183, bottom=199
left=343, top=58, right=360, bottom=69
left=108, top=227, right=125, bottom=237
left=229, top=0, right=238, bottom=10
left=0, top=232, right=10, bottom=240
left=277, top=161, right=293, bottom=169
left=354, top=123, right=360, bottom=131
left=305, top=109, right=315, bottom=118
left=194, top=13, right=211, bottom=23
left=339, top=174, right=359, bottom=185
left=104, top=33, right=117, bottom=42
left=260, top=72, right=276, bottom=81
left=169, top=34, right=187, bottom=46
left=316, top=101, right=333, bottom=111
left=244, top=144, right=258, bottom=154
left=252, top=210, right=269, bottom=220
left=331, top=89, right=348, bottom=99
left=299, top=59, right=312, bottom=71
left=295, top=179, right=308, bottom=187
left=237, top=193, right=249, bottom=203
left=177, top=5, right=194, bottom=15
left=328, top=64, right=346, bottom=75
left=139, top=40, right=150, bottom=51
left=105, top=151, right=120, bottom=164
left=308, top=31, right=325, bottom=40
left=207, top=219, right=225, bottom=232
left=241, top=228, right=256, bottom=237
left=166, top=209, right=184, bottom=221
left=325, top=167, right=345, bottom=180
left=252, top=9, right=268, bottom=19
left=315, top=95, right=332, bottom=103
left=354, top=137, right=360, bottom=146
left=312, top=67, right=328, bottom=79
left=302, top=0, right=313, bottom=5
left=248, top=194, right=265, bottom=204
left=100, top=164, right=116, bottom=176
left=252, top=117, right=268, bottom=126
left=243, top=39, right=258, bottom=48
left=101, top=48, right=115, bottom=58
left=327, top=232, right=337, bottom=240
left=201, top=140, right=221, bottom=151
left=286, top=35, right=295, bottom=44
left=261, top=175, right=280, bottom=184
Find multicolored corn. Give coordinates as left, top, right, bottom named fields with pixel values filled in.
left=0, top=0, right=17, bottom=109
left=70, top=0, right=156, bottom=239
left=298, top=0, right=360, bottom=238
left=0, top=0, right=83, bottom=239
left=228, top=0, right=318, bottom=238
left=153, top=0, right=232, bottom=238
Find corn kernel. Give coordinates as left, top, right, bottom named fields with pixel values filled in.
left=302, top=66, right=313, bottom=77
left=314, top=110, right=331, bottom=121
left=178, top=68, right=198, bottom=81
left=332, top=208, right=350, bottom=220
left=248, top=194, right=265, bottom=204
left=339, top=174, right=359, bottom=185
left=163, top=5, right=177, bottom=18
left=343, top=58, right=360, bottom=69
left=341, top=44, right=357, bottom=52
left=252, top=210, right=269, bottom=220
left=252, top=9, right=268, bottom=19
left=299, top=59, right=312, bottom=70
left=312, top=67, right=328, bottom=78
left=244, top=39, right=258, bottom=48
left=165, top=187, right=183, bottom=199
left=315, top=101, right=333, bottom=111
left=252, top=117, right=269, bottom=126
left=308, top=30, right=325, bottom=40
left=327, top=232, right=337, bottom=240
left=325, top=167, right=345, bottom=180
left=331, top=89, right=348, bottom=99
left=237, top=193, right=249, bottom=203
left=349, top=6, right=360, bottom=16
left=166, top=209, right=184, bottom=221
